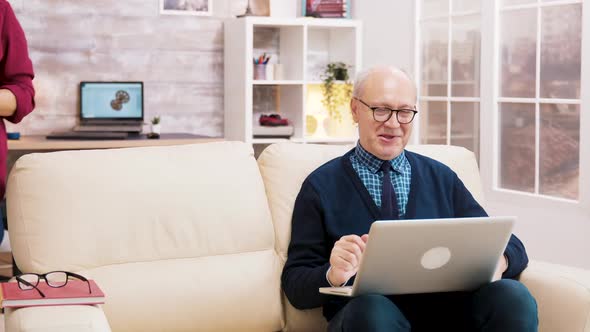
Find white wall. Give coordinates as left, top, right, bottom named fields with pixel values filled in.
left=9, top=0, right=254, bottom=137
left=487, top=200, right=590, bottom=269
left=353, top=1, right=414, bottom=74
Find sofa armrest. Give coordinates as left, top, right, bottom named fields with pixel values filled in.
left=519, top=260, right=590, bottom=332
left=5, top=305, right=112, bottom=332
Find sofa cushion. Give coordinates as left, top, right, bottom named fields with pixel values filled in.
left=81, top=250, right=283, bottom=332
left=7, top=141, right=283, bottom=332
left=257, top=143, right=484, bottom=331
left=405, top=144, right=484, bottom=205
left=5, top=305, right=111, bottom=332
left=519, top=260, right=590, bottom=332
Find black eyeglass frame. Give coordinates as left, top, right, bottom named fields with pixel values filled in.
left=354, top=97, right=418, bottom=124
left=16, top=271, right=92, bottom=298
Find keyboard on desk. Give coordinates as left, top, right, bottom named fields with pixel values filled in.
left=46, top=131, right=129, bottom=140
left=74, top=125, right=142, bottom=132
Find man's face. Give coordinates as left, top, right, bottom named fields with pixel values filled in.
left=351, top=71, right=416, bottom=160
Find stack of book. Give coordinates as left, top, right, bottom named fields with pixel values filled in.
left=305, top=0, right=349, bottom=18
left=0, top=279, right=105, bottom=308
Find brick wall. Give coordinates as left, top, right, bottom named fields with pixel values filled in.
left=6, top=0, right=264, bottom=137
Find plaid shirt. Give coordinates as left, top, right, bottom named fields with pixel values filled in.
left=349, top=143, right=412, bottom=217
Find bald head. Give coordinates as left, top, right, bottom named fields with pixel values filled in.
left=350, top=66, right=417, bottom=160
left=352, top=66, right=416, bottom=102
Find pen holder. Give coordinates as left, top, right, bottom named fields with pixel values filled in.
left=254, top=64, right=266, bottom=80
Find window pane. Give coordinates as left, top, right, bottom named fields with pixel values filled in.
left=540, top=104, right=579, bottom=200
left=452, top=0, right=480, bottom=12
left=499, top=103, right=535, bottom=193
left=500, top=0, right=536, bottom=6
left=422, top=0, right=449, bottom=17
left=451, top=102, right=479, bottom=160
left=421, top=19, right=449, bottom=96
left=420, top=101, right=447, bottom=144
left=499, top=9, right=537, bottom=98
left=540, top=4, right=582, bottom=99
left=451, top=15, right=480, bottom=97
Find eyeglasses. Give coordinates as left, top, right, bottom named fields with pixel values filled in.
left=16, top=271, right=92, bottom=298
left=354, top=98, right=418, bottom=124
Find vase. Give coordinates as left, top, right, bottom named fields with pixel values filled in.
left=151, top=124, right=161, bottom=135
left=306, top=115, right=318, bottom=136
left=326, top=104, right=356, bottom=138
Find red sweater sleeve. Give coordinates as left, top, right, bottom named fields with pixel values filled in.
left=0, top=1, right=35, bottom=124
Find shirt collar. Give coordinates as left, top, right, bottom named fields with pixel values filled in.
left=354, top=141, right=408, bottom=174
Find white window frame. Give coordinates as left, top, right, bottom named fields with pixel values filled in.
left=414, top=1, right=482, bottom=159
left=412, top=0, right=590, bottom=211
left=415, top=0, right=590, bottom=269
left=479, top=0, right=589, bottom=214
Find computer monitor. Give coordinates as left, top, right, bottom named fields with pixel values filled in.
left=79, top=82, right=143, bottom=124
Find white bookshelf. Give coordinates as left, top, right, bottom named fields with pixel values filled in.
left=253, top=80, right=305, bottom=85
left=224, top=17, right=362, bottom=144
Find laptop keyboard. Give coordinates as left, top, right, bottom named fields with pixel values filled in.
left=74, top=125, right=141, bottom=132
left=46, top=131, right=129, bottom=140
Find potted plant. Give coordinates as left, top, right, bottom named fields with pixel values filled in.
left=321, top=62, right=353, bottom=122
left=151, top=116, right=161, bottom=135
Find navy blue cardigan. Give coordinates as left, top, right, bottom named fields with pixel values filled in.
left=281, top=149, right=528, bottom=320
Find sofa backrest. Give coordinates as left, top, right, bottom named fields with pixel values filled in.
left=7, top=142, right=283, bottom=332
left=257, top=143, right=484, bottom=331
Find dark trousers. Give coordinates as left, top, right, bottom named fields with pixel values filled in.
left=327, top=279, right=538, bottom=332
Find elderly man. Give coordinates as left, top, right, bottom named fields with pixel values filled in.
left=281, top=66, right=538, bottom=331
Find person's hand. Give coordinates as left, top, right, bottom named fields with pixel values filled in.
left=327, top=234, right=369, bottom=286
left=492, top=255, right=508, bottom=281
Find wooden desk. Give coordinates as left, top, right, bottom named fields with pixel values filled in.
left=8, top=133, right=223, bottom=151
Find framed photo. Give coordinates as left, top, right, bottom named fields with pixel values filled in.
left=160, top=0, right=212, bottom=16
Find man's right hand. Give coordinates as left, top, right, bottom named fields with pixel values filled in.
left=327, top=234, right=369, bottom=286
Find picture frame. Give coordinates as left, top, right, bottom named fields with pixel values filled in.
left=159, top=0, right=212, bottom=16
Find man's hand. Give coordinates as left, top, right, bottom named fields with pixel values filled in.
left=492, top=255, right=508, bottom=281
left=327, top=234, right=369, bottom=286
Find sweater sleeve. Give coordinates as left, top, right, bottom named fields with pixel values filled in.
left=452, top=172, right=529, bottom=278
left=502, top=234, right=529, bottom=278
left=281, top=179, right=332, bottom=310
left=1, top=2, right=35, bottom=123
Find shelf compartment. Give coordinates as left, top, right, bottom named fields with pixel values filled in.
left=253, top=25, right=304, bottom=81
left=253, top=84, right=304, bottom=141
left=304, top=83, right=357, bottom=141
left=306, top=26, right=359, bottom=82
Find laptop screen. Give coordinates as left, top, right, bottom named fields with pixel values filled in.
left=80, top=82, right=143, bottom=121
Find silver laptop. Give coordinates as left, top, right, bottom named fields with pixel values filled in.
left=74, top=81, right=144, bottom=133
left=319, top=216, right=515, bottom=297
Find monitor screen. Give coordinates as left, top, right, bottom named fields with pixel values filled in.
left=80, top=82, right=143, bottom=120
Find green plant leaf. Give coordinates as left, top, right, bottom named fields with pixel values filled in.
left=321, top=62, right=353, bottom=123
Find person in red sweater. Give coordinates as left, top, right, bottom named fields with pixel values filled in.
left=0, top=0, right=35, bottom=242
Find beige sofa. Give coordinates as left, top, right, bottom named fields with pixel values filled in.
left=4, top=142, right=590, bottom=332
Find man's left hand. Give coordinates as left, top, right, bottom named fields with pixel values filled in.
left=492, top=255, right=508, bottom=281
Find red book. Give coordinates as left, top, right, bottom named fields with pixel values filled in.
left=0, top=279, right=105, bottom=308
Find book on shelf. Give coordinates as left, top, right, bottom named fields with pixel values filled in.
left=303, top=0, right=350, bottom=18
left=0, top=279, right=105, bottom=308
